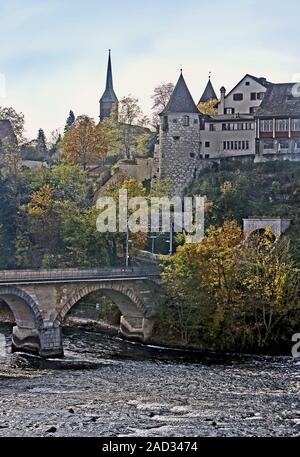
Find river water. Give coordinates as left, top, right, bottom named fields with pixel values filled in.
left=0, top=323, right=299, bottom=437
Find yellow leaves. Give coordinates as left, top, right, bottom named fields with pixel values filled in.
left=62, top=115, right=109, bottom=169
left=27, top=184, right=54, bottom=216
left=197, top=99, right=219, bottom=116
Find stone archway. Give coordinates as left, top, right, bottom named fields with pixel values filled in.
left=0, top=286, right=43, bottom=329
left=54, top=281, right=152, bottom=342
left=0, top=286, right=44, bottom=354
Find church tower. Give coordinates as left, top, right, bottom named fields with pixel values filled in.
left=153, top=71, right=201, bottom=196
left=99, top=50, right=118, bottom=121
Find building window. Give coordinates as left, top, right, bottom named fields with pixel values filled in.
left=264, top=141, right=274, bottom=149
left=162, top=115, right=169, bottom=131
left=224, top=108, right=235, bottom=115
left=233, top=93, right=243, bottom=101
left=223, top=141, right=226, bottom=150
left=276, top=119, right=289, bottom=131
left=292, top=119, right=300, bottom=131
left=209, top=124, right=215, bottom=131
left=249, top=107, right=257, bottom=114
left=183, top=115, right=190, bottom=126
left=205, top=154, right=210, bottom=159
left=250, top=93, right=257, bottom=100
left=245, top=81, right=250, bottom=86
left=279, top=141, right=289, bottom=149
left=260, top=119, right=273, bottom=132
left=172, top=118, right=178, bottom=123
left=237, top=123, right=244, bottom=130
left=190, top=153, right=195, bottom=158
left=205, top=142, right=210, bottom=148
left=173, top=136, right=180, bottom=141
left=296, top=142, right=300, bottom=149
left=194, top=119, right=198, bottom=124
left=199, top=154, right=203, bottom=159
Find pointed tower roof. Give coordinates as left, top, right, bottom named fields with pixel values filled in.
left=198, top=76, right=217, bottom=104
left=163, top=71, right=199, bottom=114
left=100, top=50, right=118, bottom=103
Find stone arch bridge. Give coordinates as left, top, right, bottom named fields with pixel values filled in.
left=0, top=267, right=161, bottom=358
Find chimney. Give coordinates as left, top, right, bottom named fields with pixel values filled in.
left=219, top=86, right=226, bottom=115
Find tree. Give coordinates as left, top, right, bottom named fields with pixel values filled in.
left=240, top=230, right=300, bottom=348
left=159, top=220, right=300, bottom=352
left=36, top=128, right=47, bottom=158
left=151, top=82, right=174, bottom=129
left=48, top=129, right=62, bottom=163
left=197, top=98, right=218, bottom=116
left=64, top=110, right=75, bottom=132
left=62, top=115, right=107, bottom=170
left=0, top=106, right=25, bottom=143
left=0, top=137, right=22, bottom=184
left=118, top=96, right=150, bottom=159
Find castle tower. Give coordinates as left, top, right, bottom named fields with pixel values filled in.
left=154, top=71, right=201, bottom=195
left=99, top=50, right=118, bottom=121
left=198, top=75, right=217, bottom=104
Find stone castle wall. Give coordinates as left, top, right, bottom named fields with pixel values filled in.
left=158, top=112, right=200, bottom=195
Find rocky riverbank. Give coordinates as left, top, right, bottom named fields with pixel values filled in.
left=0, top=324, right=300, bottom=437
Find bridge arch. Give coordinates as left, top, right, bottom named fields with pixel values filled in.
left=0, top=285, right=43, bottom=329
left=54, top=281, right=147, bottom=326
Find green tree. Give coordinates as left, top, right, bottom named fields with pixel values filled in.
left=64, top=110, right=75, bottom=132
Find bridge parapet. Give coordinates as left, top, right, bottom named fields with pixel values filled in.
left=0, top=266, right=160, bottom=285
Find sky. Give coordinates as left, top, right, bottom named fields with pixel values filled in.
left=0, top=0, right=299, bottom=139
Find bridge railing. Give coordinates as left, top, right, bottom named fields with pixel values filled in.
left=0, top=266, right=161, bottom=283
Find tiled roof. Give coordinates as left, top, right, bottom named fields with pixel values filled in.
left=163, top=73, right=199, bottom=114
left=198, top=78, right=217, bottom=103
left=255, top=83, right=300, bottom=117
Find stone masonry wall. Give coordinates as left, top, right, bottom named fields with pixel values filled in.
left=158, top=112, right=200, bottom=195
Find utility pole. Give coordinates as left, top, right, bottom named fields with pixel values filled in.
left=125, top=221, right=129, bottom=270
left=169, top=218, right=173, bottom=256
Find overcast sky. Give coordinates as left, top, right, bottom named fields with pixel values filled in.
left=0, top=0, right=299, bottom=138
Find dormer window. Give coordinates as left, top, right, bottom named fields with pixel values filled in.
left=183, top=115, right=190, bottom=126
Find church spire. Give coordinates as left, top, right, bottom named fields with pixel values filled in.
left=100, top=50, right=118, bottom=121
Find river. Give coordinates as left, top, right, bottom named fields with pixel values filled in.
left=0, top=323, right=299, bottom=437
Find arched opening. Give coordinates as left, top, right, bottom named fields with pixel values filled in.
left=55, top=282, right=148, bottom=341
left=248, top=227, right=276, bottom=244
left=64, top=290, right=121, bottom=331
left=0, top=286, right=44, bottom=354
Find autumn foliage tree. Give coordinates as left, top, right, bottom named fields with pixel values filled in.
left=159, top=221, right=300, bottom=351
left=62, top=115, right=108, bottom=169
